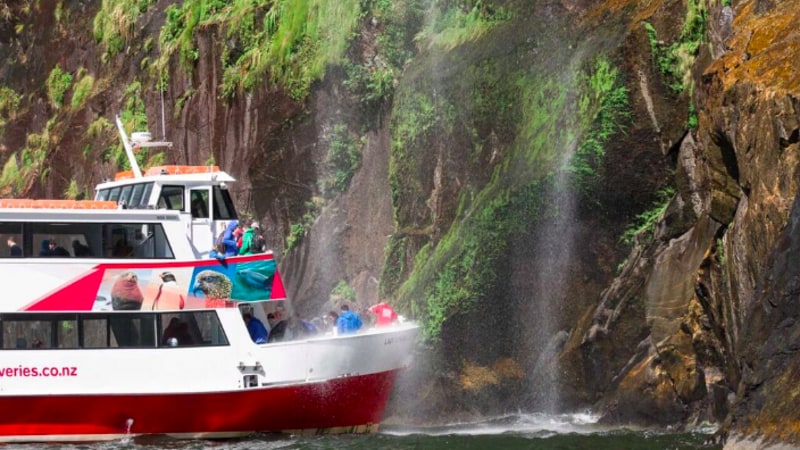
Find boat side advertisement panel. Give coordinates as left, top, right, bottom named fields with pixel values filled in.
left=4, top=254, right=287, bottom=312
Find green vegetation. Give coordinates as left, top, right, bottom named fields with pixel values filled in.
left=389, top=86, right=458, bottom=224
left=415, top=0, right=511, bottom=51
left=568, top=56, right=630, bottom=199
left=387, top=54, right=583, bottom=340
left=642, top=0, right=707, bottom=93
left=101, top=81, right=164, bottom=171
left=93, top=0, right=155, bottom=61
left=331, top=280, right=356, bottom=303
left=286, top=198, right=322, bottom=252
left=320, top=124, right=362, bottom=198
left=716, top=237, right=726, bottom=265
left=395, top=182, right=548, bottom=341
left=0, top=118, right=59, bottom=196
left=286, top=223, right=306, bottom=252
left=156, top=0, right=362, bottom=100
left=0, top=86, right=21, bottom=140
left=64, top=179, right=81, bottom=200
left=343, top=62, right=396, bottom=111
left=46, top=66, right=73, bottom=110
left=687, top=82, right=698, bottom=129
left=621, top=186, right=675, bottom=245
left=71, top=70, right=95, bottom=110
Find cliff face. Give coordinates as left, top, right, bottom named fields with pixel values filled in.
left=2, top=0, right=800, bottom=447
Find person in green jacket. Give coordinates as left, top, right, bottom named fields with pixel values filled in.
left=238, top=221, right=257, bottom=255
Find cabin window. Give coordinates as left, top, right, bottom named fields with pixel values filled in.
left=0, top=312, right=229, bottom=349
left=139, top=182, right=154, bottom=208
left=0, top=314, right=78, bottom=349
left=104, top=223, right=174, bottom=259
left=190, top=189, right=209, bottom=219
left=96, top=183, right=154, bottom=209
left=159, top=311, right=228, bottom=347
left=0, top=223, right=23, bottom=258
left=129, top=183, right=145, bottom=208
left=212, top=186, right=237, bottom=220
left=0, top=222, right=173, bottom=259
left=118, top=185, right=133, bottom=207
left=157, top=185, right=184, bottom=211
left=107, top=187, right=121, bottom=202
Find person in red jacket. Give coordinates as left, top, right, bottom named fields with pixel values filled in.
left=368, top=301, right=398, bottom=327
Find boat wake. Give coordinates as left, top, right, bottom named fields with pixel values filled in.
left=382, top=411, right=605, bottom=438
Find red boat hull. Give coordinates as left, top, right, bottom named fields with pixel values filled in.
left=0, top=370, right=399, bottom=440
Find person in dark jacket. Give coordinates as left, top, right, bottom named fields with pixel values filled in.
left=39, top=239, right=53, bottom=257
left=7, top=237, right=21, bottom=257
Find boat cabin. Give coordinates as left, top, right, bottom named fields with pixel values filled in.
left=93, top=165, right=238, bottom=257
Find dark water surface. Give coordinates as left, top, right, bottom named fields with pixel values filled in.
left=4, top=414, right=722, bottom=450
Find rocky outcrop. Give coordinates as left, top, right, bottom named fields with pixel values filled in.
left=565, top=1, right=800, bottom=446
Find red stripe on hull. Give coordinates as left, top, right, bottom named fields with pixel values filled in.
left=0, top=370, right=399, bottom=441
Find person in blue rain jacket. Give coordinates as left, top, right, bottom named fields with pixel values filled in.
left=337, top=304, right=363, bottom=335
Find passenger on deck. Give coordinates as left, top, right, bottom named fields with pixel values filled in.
left=210, top=221, right=239, bottom=259
left=112, top=239, right=133, bottom=257
left=337, top=304, right=363, bottom=335
left=242, top=312, right=268, bottom=344
left=324, top=311, right=339, bottom=335
left=39, top=239, right=53, bottom=257
left=266, top=313, right=289, bottom=342
left=162, top=318, right=193, bottom=346
left=7, top=237, right=21, bottom=257
left=49, top=240, right=71, bottom=257
left=72, top=240, right=92, bottom=257
left=368, top=301, right=399, bottom=327
left=287, top=312, right=318, bottom=339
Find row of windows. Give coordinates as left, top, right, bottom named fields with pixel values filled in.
left=96, top=184, right=237, bottom=221
left=96, top=182, right=154, bottom=209
left=1, top=222, right=174, bottom=259
left=1, top=311, right=228, bottom=349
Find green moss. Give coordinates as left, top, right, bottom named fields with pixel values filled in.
left=716, top=237, right=726, bottom=265
left=64, top=179, right=81, bottom=200
left=642, top=0, right=707, bottom=93
left=388, top=87, right=454, bottom=226
left=397, top=182, right=548, bottom=342
left=621, top=186, right=675, bottom=245
left=286, top=223, right=306, bottom=252
left=70, top=72, right=95, bottom=109
left=2, top=118, right=59, bottom=195
left=416, top=0, right=511, bottom=51
left=46, top=66, right=73, bottom=110
left=0, top=86, right=21, bottom=118
left=93, top=0, right=155, bottom=61
left=286, top=198, right=323, bottom=252
left=0, top=86, right=21, bottom=140
left=343, top=62, right=396, bottom=111
left=0, top=156, right=22, bottom=196
left=320, top=124, right=362, bottom=198
left=157, top=0, right=361, bottom=100
left=386, top=51, right=587, bottom=339
left=331, top=280, right=356, bottom=302
left=568, top=55, right=630, bottom=199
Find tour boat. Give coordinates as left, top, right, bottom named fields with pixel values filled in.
left=0, top=117, right=418, bottom=442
